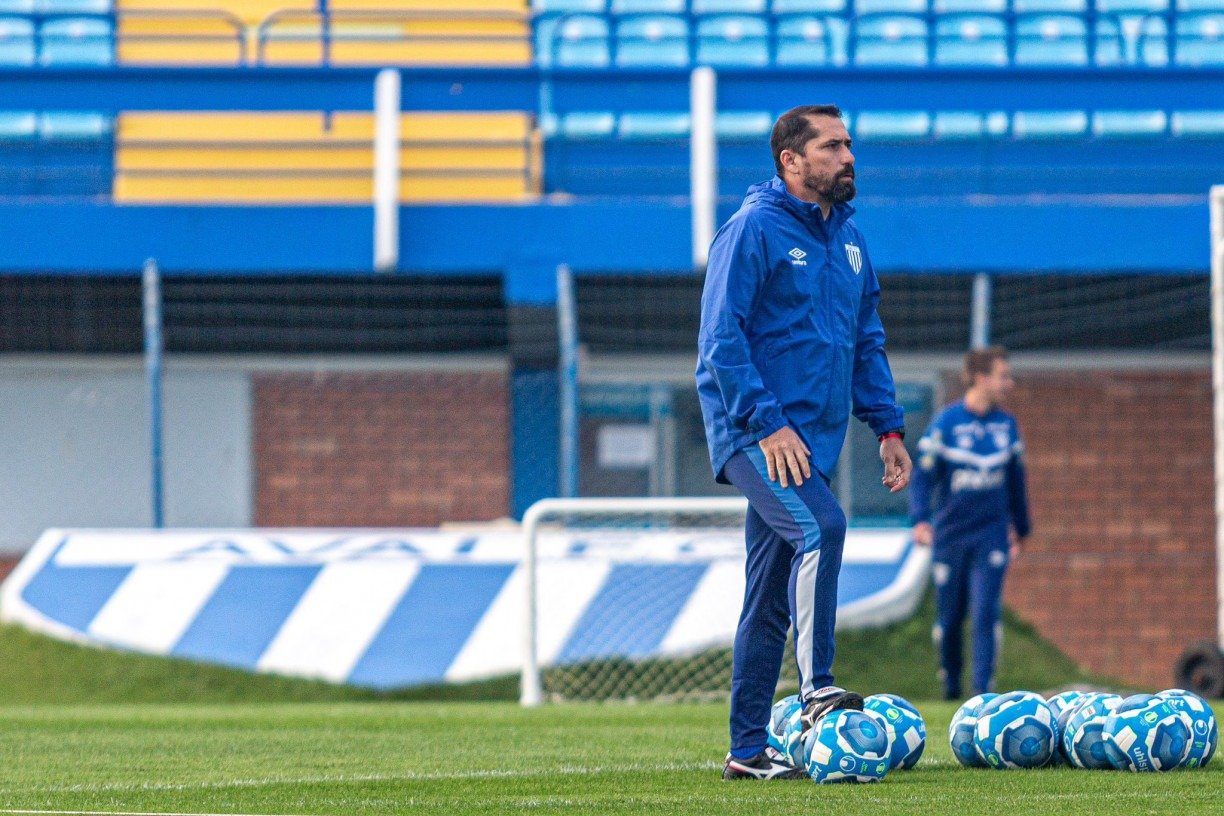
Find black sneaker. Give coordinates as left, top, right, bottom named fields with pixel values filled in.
left=799, top=685, right=865, bottom=734
left=721, top=746, right=808, bottom=780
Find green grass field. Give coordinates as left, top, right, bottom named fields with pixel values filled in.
left=0, top=701, right=1219, bottom=816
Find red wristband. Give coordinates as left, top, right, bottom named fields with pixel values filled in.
left=878, top=431, right=904, bottom=442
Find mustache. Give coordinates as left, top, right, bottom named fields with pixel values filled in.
left=839, top=168, right=855, bottom=179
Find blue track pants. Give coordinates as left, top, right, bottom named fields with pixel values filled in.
left=723, top=447, right=847, bottom=758
left=931, top=533, right=1009, bottom=698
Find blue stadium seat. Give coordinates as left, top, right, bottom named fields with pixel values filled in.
left=933, top=0, right=1006, bottom=12
left=1013, top=14, right=1089, bottom=64
left=1095, top=15, right=1168, bottom=65
left=932, top=110, right=1009, bottom=137
left=1092, top=110, right=1168, bottom=137
left=1170, top=110, right=1224, bottom=136
left=532, top=0, right=607, bottom=11
left=38, top=17, right=113, bottom=66
left=38, top=111, right=112, bottom=139
left=0, top=111, right=36, bottom=140
left=0, top=0, right=33, bottom=12
left=935, top=14, right=1008, bottom=65
left=615, top=15, right=690, bottom=66
left=855, top=0, right=928, bottom=13
left=1174, top=13, right=1224, bottom=64
left=693, top=0, right=768, bottom=11
left=562, top=111, right=618, bottom=138
left=0, top=16, right=34, bottom=65
left=1012, top=0, right=1087, bottom=12
left=775, top=14, right=849, bottom=64
left=716, top=110, right=773, bottom=140
left=1011, top=110, right=1088, bottom=137
left=854, top=15, right=929, bottom=65
left=618, top=111, right=691, bottom=139
left=609, top=0, right=685, bottom=12
left=1177, top=0, right=1224, bottom=11
left=1096, top=0, right=1169, bottom=12
left=772, top=0, right=847, bottom=10
left=536, top=14, right=610, bottom=67
left=696, top=14, right=770, bottom=65
left=854, top=110, right=932, bottom=139
left=37, top=0, right=112, bottom=12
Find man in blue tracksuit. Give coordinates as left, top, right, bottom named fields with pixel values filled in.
left=696, top=105, right=911, bottom=780
left=909, top=346, right=1031, bottom=700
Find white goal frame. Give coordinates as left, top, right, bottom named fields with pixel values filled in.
left=519, top=496, right=748, bottom=707
left=1211, top=184, right=1224, bottom=651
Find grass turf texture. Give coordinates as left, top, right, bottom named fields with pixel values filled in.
left=0, top=702, right=1218, bottom=815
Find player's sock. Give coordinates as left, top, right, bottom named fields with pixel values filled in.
left=799, top=685, right=864, bottom=733
left=721, top=746, right=808, bottom=780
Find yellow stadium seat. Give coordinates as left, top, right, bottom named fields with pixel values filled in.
left=114, top=111, right=540, bottom=204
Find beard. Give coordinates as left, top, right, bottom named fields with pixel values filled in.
left=804, top=170, right=857, bottom=203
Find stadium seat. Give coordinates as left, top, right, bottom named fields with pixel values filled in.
left=776, top=14, right=849, bottom=64
left=853, top=15, right=929, bottom=65
left=693, top=0, right=768, bottom=11
left=617, top=111, right=691, bottom=139
left=695, top=14, right=769, bottom=65
left=1170, top=110, right=1224, bottom=136
left=1096, top=0, right=1169, bottom=11
left=1092, top=109, right=1168, bottom=137
left=0, top=0, right=33, bottom=11
left=932, top=110, right=1009, bottom=138
left=0, top=16, right=34, bottom=65
left=1095, top=15, right=1168, bottom=65
left=39, top=17, right=113, bottom=65
left=1011, top=109, right=1088, bottom=137
left=716, top=110, right=773, bottom=139
left=1013, top=14, right=1089, bottom=65
left=615, top=15, right=690, bottom=66
left=933, top=0, right=1006, bottom=13
left=855, top=0, right=928, bottom=12
left=609, top=0, right=685, bottom=12
left=772, top=0, right=847, bottom=11
left=1177, top=0, right=1224, bottom=10
left=935, top=14, right=1008, bottom=65
left=854, top=110, right=932, bottom=139
left=561, top=111, right=618, bottom=138
left=37, top=0, right=111, bottom=11
left=0, top=111, right=36, bottom=140
left=38, top=111, right=111, bottom=139
left=532, top=0, right=607, bottom=11
left=1012, top=0, right=1087, bottom=12
left=537, top=14, right=610, bottom=66
left=1174, top=13, right=1224, bottom=65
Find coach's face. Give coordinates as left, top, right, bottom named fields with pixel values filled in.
left=783, top=115, right=856, bottom=206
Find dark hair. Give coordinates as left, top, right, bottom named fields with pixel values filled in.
left=962, top=345, right=1009, bottom=388
left=770, top=105, right=844, bottom=174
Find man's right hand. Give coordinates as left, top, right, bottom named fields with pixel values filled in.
left=758, top=426, right=811, bottom=488
left=912, top=521, right=933, bottom=547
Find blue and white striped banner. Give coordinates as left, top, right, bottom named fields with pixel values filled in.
left=0, top=527, right=929, bottom=689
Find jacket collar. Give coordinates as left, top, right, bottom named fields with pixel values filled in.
left=756, top=175, right=855, bottom=234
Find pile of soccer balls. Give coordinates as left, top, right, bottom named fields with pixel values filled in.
left=767, top=693, right=927, bottom=783
left=949, top=688, right=1218, bottom=771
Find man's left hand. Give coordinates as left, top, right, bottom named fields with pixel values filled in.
left=880, top=437, right=911, bottom=493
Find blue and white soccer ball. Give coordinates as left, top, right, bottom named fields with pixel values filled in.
left=1048, top=691, right=1093, bottom=766
left=1061, top=693, right=1124, bottom=770
left=974, top=691, right=1057, bottom=769
left=1157, top=689, right=1218, bottom=768
left=949, top=693, right=997, bottom=768
left=779, top=705, right=807, bottom=768
left=1102, top=694, right=1193, bottom=772
left=865, top=693, right=926, bottom=770
left=802, top=709, right=892, bottom=783
left=767, top=694, right=803, bottom=755
left=1048, top=690, right=1090, bottom=724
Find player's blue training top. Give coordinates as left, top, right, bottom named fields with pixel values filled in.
left=908, top=401, right=1031, bottom=542
left=695, top=175, right=904, bottom=483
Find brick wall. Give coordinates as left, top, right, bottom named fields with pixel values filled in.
left=254, top=370, right=510, bottom=526
left=956, top=369, right=1217, bottom=689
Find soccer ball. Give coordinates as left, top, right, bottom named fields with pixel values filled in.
left=1061, top=693, right=1124, bottom=769
left=864, top=693, right=926, bottom=770
left=974, top=691, right=1057, bottom=769
left=949, top=693, right=997, bottom=768
left=1047, top=690, right=1090, bottom=723
left=1102, top=694, right=1193, bottom=772
left=802, top=709, right=892, bottom=783
left=767, top=694, right=803, bottom=755
left=1156, top=689, right=1218, bottom=768
left=1048, top=691, right=1092, bottom=766
left=780, top=705, right=807, bottom=768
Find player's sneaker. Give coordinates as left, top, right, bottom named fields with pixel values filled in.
left=799, top=685, right=865, bottom=734
left=721, top=746, right=808, bottom=780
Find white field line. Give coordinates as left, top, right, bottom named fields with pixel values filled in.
left=0, top=760, right=720, bottom=797
left=0, top=811, right=304, bottom=816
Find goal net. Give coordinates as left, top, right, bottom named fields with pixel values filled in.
left=519, top=497, right=928, bottom=706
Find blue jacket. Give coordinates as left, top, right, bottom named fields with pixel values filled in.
left=696, top=176, right=904, bottom=483
left=908, top=401, right=1031, bottom=543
